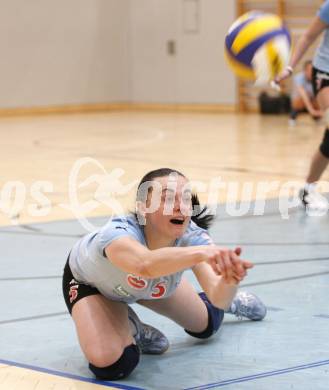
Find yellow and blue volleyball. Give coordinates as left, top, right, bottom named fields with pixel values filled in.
left=224, top=11, right=291, bottom=82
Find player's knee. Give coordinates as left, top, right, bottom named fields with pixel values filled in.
left=87, top=344, right=121, bottom=369
left=184, top=292, right=224, bottom=339
left=319, top=128, right=329, bottom=158
left=89, top=344, right=140, bottom=380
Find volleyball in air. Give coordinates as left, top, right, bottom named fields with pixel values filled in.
left=224, top=11, right=291, bottom=85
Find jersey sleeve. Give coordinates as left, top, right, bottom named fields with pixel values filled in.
left=318, top=1, right=329, bottom=25
left=188, top=230, right=214, bottom=246
left=98, top=216, right=143, bottom=250
left=293, top=72, right=304, bottom=87
left=180, top=222, right=214, bottom=246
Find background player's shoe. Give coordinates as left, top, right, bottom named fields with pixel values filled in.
left=288, top=118, right=296, bottom=127
left=299, top=188, right=329, bottom=212
left=226, top=291, right=267, bottom=321
left=128, top=306, right=169, bottom=354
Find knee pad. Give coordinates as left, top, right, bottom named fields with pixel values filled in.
left=319, top=128, right=329, bottom=158
left=89, top=344, right=140, bottom=380
left=184, top=292, right=224, bottom=339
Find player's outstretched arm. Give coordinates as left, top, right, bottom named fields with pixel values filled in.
left=105, top=237, right=230, bottom=278
left=275, top=16, right=327, bottom=84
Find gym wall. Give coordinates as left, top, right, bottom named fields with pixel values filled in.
left=0, top=0, right=236, bottom=110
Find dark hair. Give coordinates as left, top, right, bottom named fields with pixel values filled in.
left=137, top=168, right=185, bottom=191
left=135, top=167, right=215, bottom=230
left=190, top=193, right=216, bottom=230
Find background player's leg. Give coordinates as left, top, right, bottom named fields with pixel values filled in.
left=305, top=150, right=329, bottom=183
left=305, top=87, right=329, bottom=184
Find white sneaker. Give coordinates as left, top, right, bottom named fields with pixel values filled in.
left=300, top=188, right=329, bottom=214
left=288, top=119, right=296, bottom=127
left=226, top=291, right=267, bottom=321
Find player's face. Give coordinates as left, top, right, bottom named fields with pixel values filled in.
left=145, top=175, right=192, bottom=239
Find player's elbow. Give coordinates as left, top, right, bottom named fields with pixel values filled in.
left=137, top=260, right=157, bottom=278
left=132, top=252, right=156, bottom=278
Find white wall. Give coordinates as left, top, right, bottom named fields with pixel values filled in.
left=0, top=0, right=130, bottom=108
left=130, top=0, right=236, bottom=104
left=0, top=0, right=236, bottom=108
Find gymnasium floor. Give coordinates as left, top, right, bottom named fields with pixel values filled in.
left=1, top=111, right=329, bottom=389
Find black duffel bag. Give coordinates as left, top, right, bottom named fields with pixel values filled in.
left=258, top=91, right=291, bottom=114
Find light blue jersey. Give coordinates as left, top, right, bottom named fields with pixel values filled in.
left=292, top=72, right=314, bottom=99
left=69, top=215, right=213, bottom=303
left=313, top=0, right=329, bottom=72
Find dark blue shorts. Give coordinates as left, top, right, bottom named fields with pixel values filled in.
left=62, top=257, right=100, bottom=314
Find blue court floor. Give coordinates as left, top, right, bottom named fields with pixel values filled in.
left=1, top=198, right=329, bottom=389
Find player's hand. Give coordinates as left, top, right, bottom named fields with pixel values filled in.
left=205, top=246, right=253, bottom=284
left=311, top=109, right=323, bottom=118
left=274, top=66, right=293, bottom=84
left=270, top=80, right=281, bottom=92
left=218, top=247, right=253, bottom=284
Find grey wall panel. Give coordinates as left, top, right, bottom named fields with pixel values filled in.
left=130, top=0, right=236, bottom=104
left=176, top=0, right=236, bottom=104
left=129, top=0, right=179, bottom=103
left=0, top=0, right=130, bottom=107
